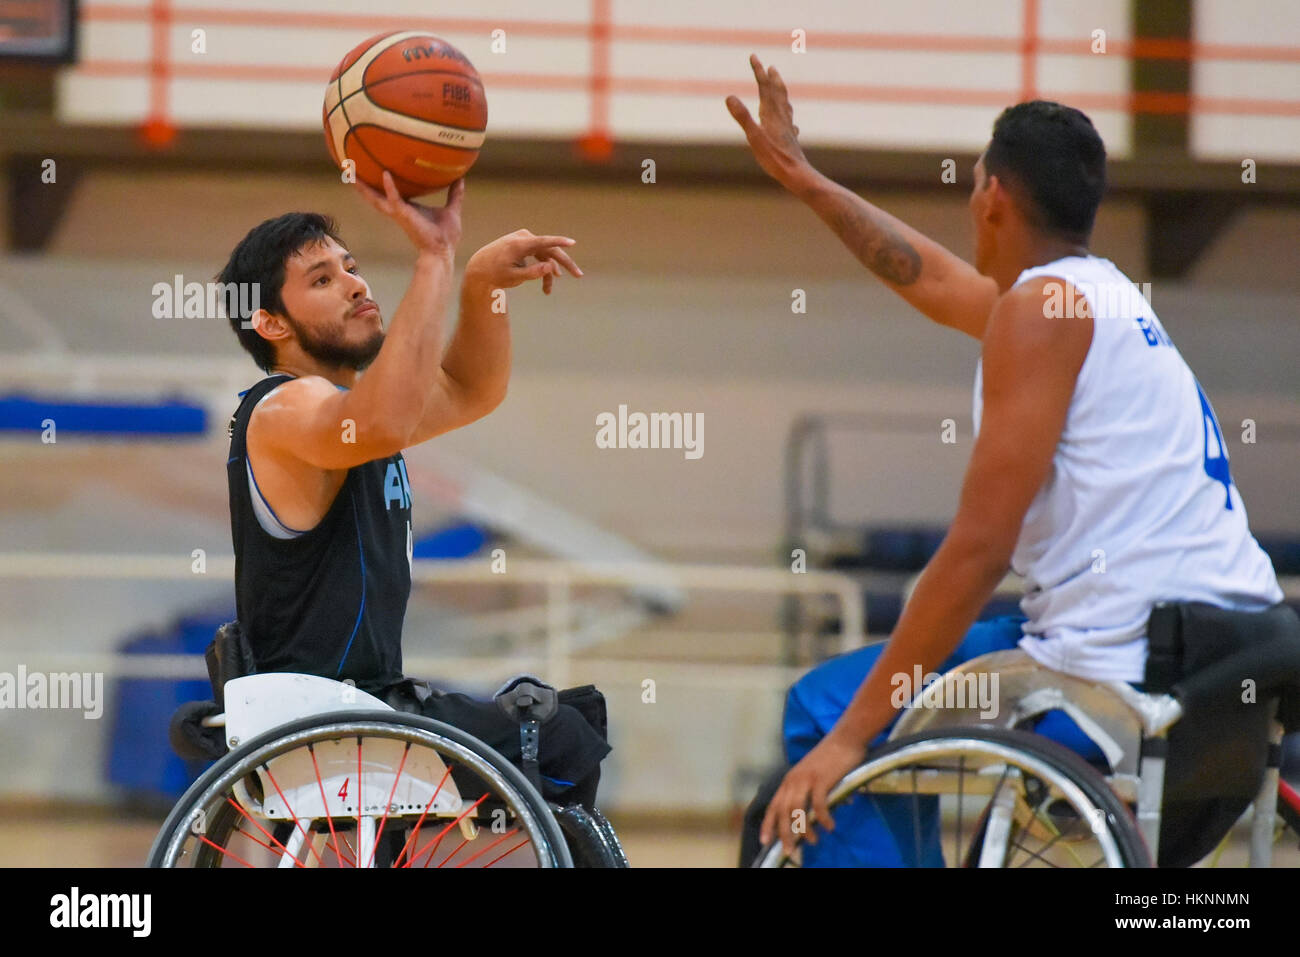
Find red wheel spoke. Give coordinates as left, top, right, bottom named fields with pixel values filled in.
left=432, top=836, right=470, bottom=868
left=454, top=827, right=521, bottom=868
left=409, top=827, right=450, bottom=868
left=263, top=764, right=326, bottom=867
left=394, top=763, right=454, bottom=867
left=225, top=798, right=305, bottom=868
left=308, top=744, right=346, bottom=867
left=187, top=736, right=547, bottom=870
left=483, top=838, right=532, bottom=868
left=336, top=833, right=358, bottom=868
left=198, top=834, right=256, bottom=868
left=366, top=742, right=412, bottom=869
left=231, top=825, right=288, bottom=861
left=403, top=793, right=488, bottom=869
left=1281, top=779, right=1299, bottom=812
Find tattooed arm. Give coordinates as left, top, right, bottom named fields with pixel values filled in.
left=726, top=54, right=998, bottom=341
left=794, top=173, right=998, bottom=339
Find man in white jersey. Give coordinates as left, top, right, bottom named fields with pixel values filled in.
left=725, top=55, right=1284, bottom=860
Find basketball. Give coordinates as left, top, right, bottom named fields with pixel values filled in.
left=323, top=31, right=488, bottom=198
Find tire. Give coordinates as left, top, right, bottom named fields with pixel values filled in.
left=586, top=806, right=630, bottom=867
left=753, top=726, right=1151, bottom=868
left=148, top=710, right=572, bottom=868
left=552, top=804, right=629, bottom=867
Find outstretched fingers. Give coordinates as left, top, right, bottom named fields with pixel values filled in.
left=725, top=94, right=758, bottom=135
left=443, top=177, right=466, bottom=212
left=381, top=170, right=402, bottom=206
left=515, top=233, right=576, bottom=255
left=542, top=245, right=583, bottom=278
left=535, top=246, right=583, bottom=295
left=767, top=64, right=789, bottom=99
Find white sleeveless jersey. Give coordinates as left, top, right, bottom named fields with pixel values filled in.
left=972, top=255, right=1282, bottom=682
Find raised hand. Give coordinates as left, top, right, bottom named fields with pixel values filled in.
left=725, top=54, right=812, bottom=187
left=353, top=172, right=465, bottom=258
left=463, top=229, right=583, bottom=296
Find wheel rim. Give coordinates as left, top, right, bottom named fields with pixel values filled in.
left=758, top=735, right=1137, bottom=868
left=153, top=719, right=564, bottom=868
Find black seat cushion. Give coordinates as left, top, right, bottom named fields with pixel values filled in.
left=1145, top=601, right=1300, bottom=866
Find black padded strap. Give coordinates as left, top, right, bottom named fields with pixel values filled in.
left=520, top=719, right=542, bottom=789
left=1140, top=737, right=1168, bottom=758
left=495, top=675, right=558, bottom=791
left=1143, top=602, right=1183, bottom=694
left=205, top=620, right=256, bottom=710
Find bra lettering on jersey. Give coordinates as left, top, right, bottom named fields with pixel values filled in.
left=1134, top=312, right=1172, bottom=348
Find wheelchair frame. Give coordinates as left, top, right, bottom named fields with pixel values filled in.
left=754, top=646, right=1300, bottom=868
left=150, top=672, right=628, bottom=868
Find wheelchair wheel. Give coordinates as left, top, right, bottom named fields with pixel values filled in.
left=753, top=726, right=1151, bottom=868
left=148, top=710, right=572, bottom=867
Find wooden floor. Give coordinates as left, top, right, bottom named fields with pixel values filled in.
left=1, top=810, right=1295, bottom=868
left=0, top=813, right=741, bottom=868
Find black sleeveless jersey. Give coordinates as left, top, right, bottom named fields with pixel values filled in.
left=227, top=374, right=412, bottom=693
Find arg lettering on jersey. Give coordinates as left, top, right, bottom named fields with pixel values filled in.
left=384, top=460, right=412, bottom=510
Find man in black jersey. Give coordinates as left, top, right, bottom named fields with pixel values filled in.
left=217, top=171, right=608, bottom=807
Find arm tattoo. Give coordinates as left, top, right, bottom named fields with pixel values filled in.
left=829, top=204, right=922, bottom=286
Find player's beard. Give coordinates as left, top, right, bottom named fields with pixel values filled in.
left=284, top=309, right=384, bottom=371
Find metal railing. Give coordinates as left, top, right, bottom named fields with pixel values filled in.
left=0, top=552, right=867, bottom=690
left=72, top=0, right=1300, bottom=148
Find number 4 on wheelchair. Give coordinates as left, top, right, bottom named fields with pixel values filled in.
left=151, top=622, right=628, bottom=868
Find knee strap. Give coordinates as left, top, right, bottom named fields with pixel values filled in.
left=519, top=719, right=541, bottom=788
left=494, top=675, right=559, bottom=791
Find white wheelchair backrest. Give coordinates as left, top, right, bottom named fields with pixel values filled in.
left=223, top=673, right=392, bottom=749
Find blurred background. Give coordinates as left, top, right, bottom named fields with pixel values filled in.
left=0, top=0, right=1297, bottom=867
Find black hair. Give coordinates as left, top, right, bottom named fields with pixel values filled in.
left=217, top=212, right=346, bottom=372
left=984, top=100, right=1107, bottom=242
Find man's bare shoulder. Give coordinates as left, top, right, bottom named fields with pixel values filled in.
left=982, top=277, right=1094, bottom=394
left=247, top=375, right=342, bottom=431
left=986, top=277, right=1094, bottom=339
left=246, top=376, right=339, bottom=456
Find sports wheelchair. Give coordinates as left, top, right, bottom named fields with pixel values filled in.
left=149, top=624, right=628, bottom=868
left=753, top=600, right=1300, bottom=868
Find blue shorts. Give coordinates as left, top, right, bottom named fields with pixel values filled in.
left=782, top=615, right=1119, bottom=866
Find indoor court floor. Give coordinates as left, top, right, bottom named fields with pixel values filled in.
left=3, top=806, right=1295, bottom=868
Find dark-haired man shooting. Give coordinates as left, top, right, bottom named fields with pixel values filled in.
left=216, top=173, right=609, bottom=807
left=728, top=56, right=1282, bottom=863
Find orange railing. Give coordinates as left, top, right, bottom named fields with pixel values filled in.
left=74, top=0, right=1300, bottom=149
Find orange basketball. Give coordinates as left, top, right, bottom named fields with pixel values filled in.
left=323, top=32, right=487, bottom=198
